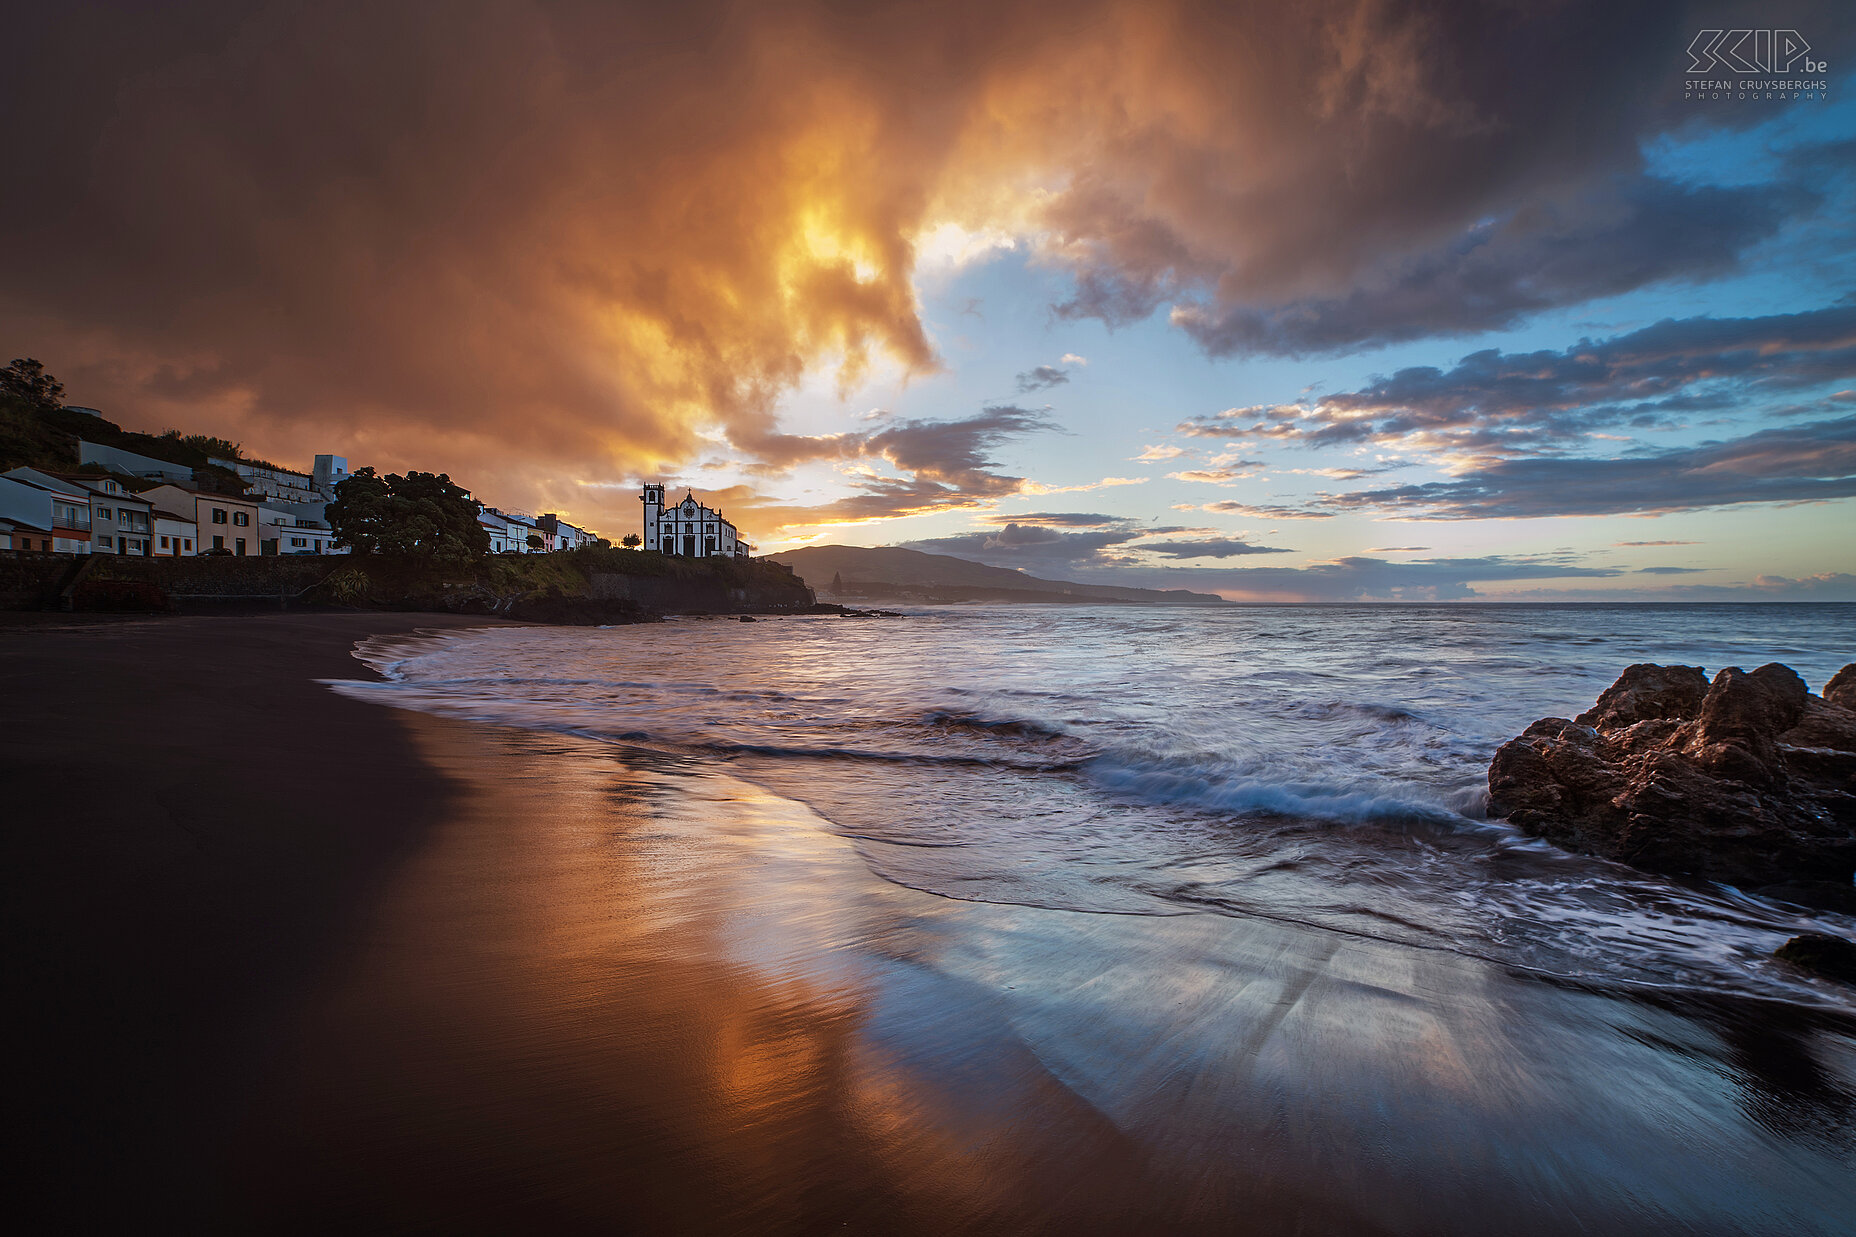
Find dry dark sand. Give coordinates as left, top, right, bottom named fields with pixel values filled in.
left=6, top=615, right=1855, bottom=1234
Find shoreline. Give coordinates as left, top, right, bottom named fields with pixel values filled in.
left=8, top=613, right=1855, bottom=1232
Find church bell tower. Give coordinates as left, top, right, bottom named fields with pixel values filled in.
left=641, top=483, right=665, bottom=550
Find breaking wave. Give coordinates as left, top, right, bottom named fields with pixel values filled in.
left=332, top=605, right=1856, bottom=1009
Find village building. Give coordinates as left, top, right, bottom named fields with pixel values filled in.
left=485, top=508, right=544, bottom=552
left=78, top=440, right=193, bottom=483
left=59, top=474, right=154, bottom=555
left=152, top=509, right=197, bottom=556
left=214, top=458, right=321, bottom=503
left=258, top=500, right=339, bottom=555
left=213, top=453, right=351, bottom=503
left=641, top=484, right=751, bottom=558
left=141, top=484, right=262, bottom=556
left=479, top=509, right=525, bottom=554
left=0, top=475, right=81, bottom=553
left=536, top=513, right=595, bottom=552
left=0, top=515, right=54, bottom=552
left=2, top=469, right=101, bottom=554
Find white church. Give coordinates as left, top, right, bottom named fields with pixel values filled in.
left=641, top=484, right=753, bottom=558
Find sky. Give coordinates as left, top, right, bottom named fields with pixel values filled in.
left=5, top=0, right=1854, bottom=601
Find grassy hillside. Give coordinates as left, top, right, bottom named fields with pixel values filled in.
left=770, top=545, right=1226, bottom=605
left=0, top=389, right=262, bottom=492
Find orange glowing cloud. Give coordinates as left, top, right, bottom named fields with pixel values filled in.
left=4, top=1, right=1818, bottom=538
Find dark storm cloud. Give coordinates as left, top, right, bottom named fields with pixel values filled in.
left=1166, top=180, right=1812, bottom=357
left=1196, top=501, right=1334, bottom=520
left=1139, top=539, right=1295, bottom=559
left=1049, top=555, right=1626, bottom=601
left=1043, top=2, right=1854, bottom=357
left=1316, top=415, right=1856, bottom=519
left=902, top=523, right=1148, bottom=567
left=1473, top=574, right=1856, bottom=602
left=1014, top=365, right=1070, bottom=393
left=861, top=406, right=1052, bottom=491
left=731, top=405, right=1058, bottom=524
left=5, top=0, right=1851, bottom=535
left=1178, top=304, right=1856, bottom=460
left=977, top=511, right=1122, bottom=527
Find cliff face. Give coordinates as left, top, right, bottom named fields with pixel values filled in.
left=9, top=548, right=814, bottom=621
left=1489, top=662, right=1856, bottom=910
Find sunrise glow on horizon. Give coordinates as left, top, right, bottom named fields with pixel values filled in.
left=5, top=1, right=1852, bottom=600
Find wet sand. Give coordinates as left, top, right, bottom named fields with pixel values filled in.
left=7, top=616, right=1856, bottom=1233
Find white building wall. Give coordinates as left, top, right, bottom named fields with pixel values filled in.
left=0, top=477, right=54, bottom=534
left=214, top=458, right=322, bottom=503
left=643, top=486, right=746, bottom=558
left=80, top=440, right=192, bottom=481
left=154, top=516, right=198, bottom=556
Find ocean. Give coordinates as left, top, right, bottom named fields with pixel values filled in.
left=333, top=602, right=1856, bottom=1011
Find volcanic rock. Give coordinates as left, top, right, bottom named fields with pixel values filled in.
left=1488, top=662, right=1856, bottom=909
left=1773, top=933, right=1856, bottom=985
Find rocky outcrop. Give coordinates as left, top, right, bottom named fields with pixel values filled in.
left=1774, top=933, right=1856, bottom=985
left=1488, top=662, right=1856, bottom=909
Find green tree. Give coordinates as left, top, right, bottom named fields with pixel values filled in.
left=621, top=533, right=641, bottom=548
left=327, top=467, right=490, bottom=561
left=2, top=358, right=65, bottom=412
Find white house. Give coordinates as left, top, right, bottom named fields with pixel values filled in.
left=60, top=474, right=153, bottom=555
left=641, top=484, right=750, bottom=558
left=479, top=509, right=528, bottom=553
left=78, top=440, right=192, bottom=482
left=152, top=510, right=198, bottom=557
left=1, top=469, right=95, bottom=554
left=484, top=508, right=545, bottom=552
left=0, top=476, right=75, bottom=552
left=213, top=458, right=321, bottom=503
left=313, top=455, right=350, bottom=497
left=535, top=513, right=598, bottom=551
left=140, top=484, right=262, bottom=556
left=210, top=453, right=352, bottom=502
left=258, top=499, right=339, bottom=555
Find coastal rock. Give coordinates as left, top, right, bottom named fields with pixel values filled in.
left=1827, top=664, right=1856, bottom=713
left=1774, top=933, right=1856, bottom=986
left=1488, top=662, right=1856, bottom=908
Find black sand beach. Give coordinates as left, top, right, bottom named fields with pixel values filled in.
left=2, top=614, right=505, bottom=1227
left=7, top=615, right=1856, bottom=1235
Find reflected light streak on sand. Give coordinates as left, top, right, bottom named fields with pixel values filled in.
left=231, top=712, right=1856, bottom=1235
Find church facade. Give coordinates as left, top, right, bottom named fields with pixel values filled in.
left=641, top=484, right=752, bottom=558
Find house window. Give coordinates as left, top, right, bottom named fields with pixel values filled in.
left=214, top=535, right=224, bottom=549
left=211, top=509, right=228, bottom=523
left=160, top=536, right=170, bottom=548
left=233, top=511, right=250, bottom=526
left=291, top=537, right=307, bottom=547
left=96, top=506, right=112, bottom=519
left=235, top=538, right=246, bottom=555
left=183, top=539, right=192, bottom=551
left=98, top=535, right=113, bottom=549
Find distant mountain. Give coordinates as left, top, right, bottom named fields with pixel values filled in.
left=769, top=545, right=1227, bottom=605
